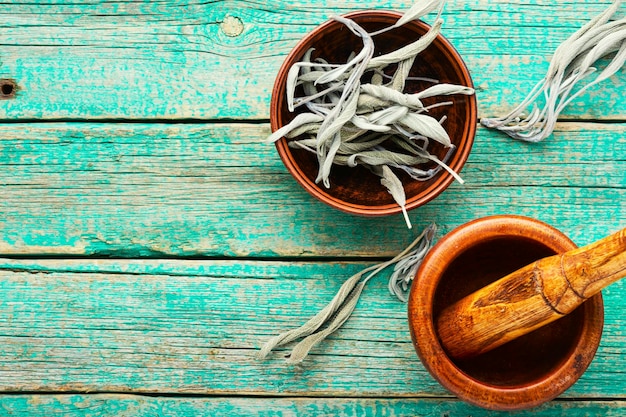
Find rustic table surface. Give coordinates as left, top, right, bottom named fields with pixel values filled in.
left=0, top=0, right=625, bottom=415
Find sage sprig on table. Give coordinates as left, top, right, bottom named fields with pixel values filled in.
left=481, top=0, right=626, bottom=142
left=258, top=223, right=437, bottom=364
left=267, top=0, right=474, bottom=229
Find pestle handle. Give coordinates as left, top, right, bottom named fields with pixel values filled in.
left=436, top=227, right=626, bottom=360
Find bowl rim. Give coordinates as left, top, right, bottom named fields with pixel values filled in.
left=407, top=215, right=604, bottom=411
left=270, top=10, right=478, bottom=216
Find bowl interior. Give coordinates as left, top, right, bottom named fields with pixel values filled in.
left=433, top=236, right=585, bottom=386
left=272, top=11, right=476, bottom=213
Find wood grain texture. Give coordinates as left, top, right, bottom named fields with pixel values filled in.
left=0, top=395, right=625, bottom=417
left=0, top=0, right=623, bottom=120
left=0, top=259, right=623, bottom=398
left=0, top=0, right=624, bottom=412
left=1, top=122, right=623, bottom=256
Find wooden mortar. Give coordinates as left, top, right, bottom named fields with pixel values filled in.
left=437, top=222, right=625, bottom=360
left=408, top=215, right=605, bottom=411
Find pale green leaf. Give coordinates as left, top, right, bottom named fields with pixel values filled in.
left=415, top=83, right=475, bottom=99
left=395, top=0, right=446, bottom=28
left=265, top=113, right=324, bottom=143
left=380, top=165, right=411, bottom=228
left=399, top=113, right=451, bottom=146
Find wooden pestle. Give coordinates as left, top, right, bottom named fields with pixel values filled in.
left=436, top=227, right=626, bottom=360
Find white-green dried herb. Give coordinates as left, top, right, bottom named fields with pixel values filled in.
left=267, top=0, right=474, bottom=226
left=481, top=1, right=626, bottom=142
left=360, top=84, right=425, bottom=109
left=267, top=113, right=324, bottom=144
left=416, top=83, right=475, bottom=99
left=389, top=222, right=437, bottom=301
left=380, top=165, right=411, bottom=228
left=398, top=112, right=451, bottom=146
left=258, top=223, right=437, bottom=363
left=367, top=18, right=444, bottom=69
left=394, top=0, right=446, bottom=29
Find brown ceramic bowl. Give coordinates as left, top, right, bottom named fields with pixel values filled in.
left=270, top=11, right=477, bottom=216
left=408, top=215, right=604, bottom=411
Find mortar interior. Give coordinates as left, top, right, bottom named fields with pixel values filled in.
left=432, top=236, right=585, bottom=387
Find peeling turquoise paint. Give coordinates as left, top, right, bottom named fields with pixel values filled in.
left=0, top=0, right=624, bottom=414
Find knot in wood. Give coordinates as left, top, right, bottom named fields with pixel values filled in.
left=220, top=16, right=244, bottom=37
left=0, top=79, right=17, bottom=99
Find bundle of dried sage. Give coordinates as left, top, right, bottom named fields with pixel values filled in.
left=258, top=223, right=436, bottom=364
left=267, top=0, right=474, bottom=228
left=482, top=0, right=626, bottom=142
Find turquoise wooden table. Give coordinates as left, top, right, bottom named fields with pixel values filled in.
left=0, top=0, right=625, bottom=415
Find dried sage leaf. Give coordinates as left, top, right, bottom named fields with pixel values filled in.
left=399, top=112, right=451, bottom=146
left=316, top=87, right=361, bottom=187
left=416, top=83, right=475, bottom=99
left=395, top=0, right=446, bottom=28
left=346, top=149, right=427, bottom=167
left=380, top=165, right=411, bottom=228
left=266, top=113, right=324, bottom=143
left=367, top=105, right=409, bottom=126
left=360, top=84, right=425, bottom=109
left=367, top=18, right=443, bottom=68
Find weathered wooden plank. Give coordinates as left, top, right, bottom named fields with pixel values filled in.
left=0, top=395, right=625, bottom=416
left=0, top=0, right=622, bottom=120
left=0, top=259, right=623, bottom=397
left=1, top=122, right=624, bottom=256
